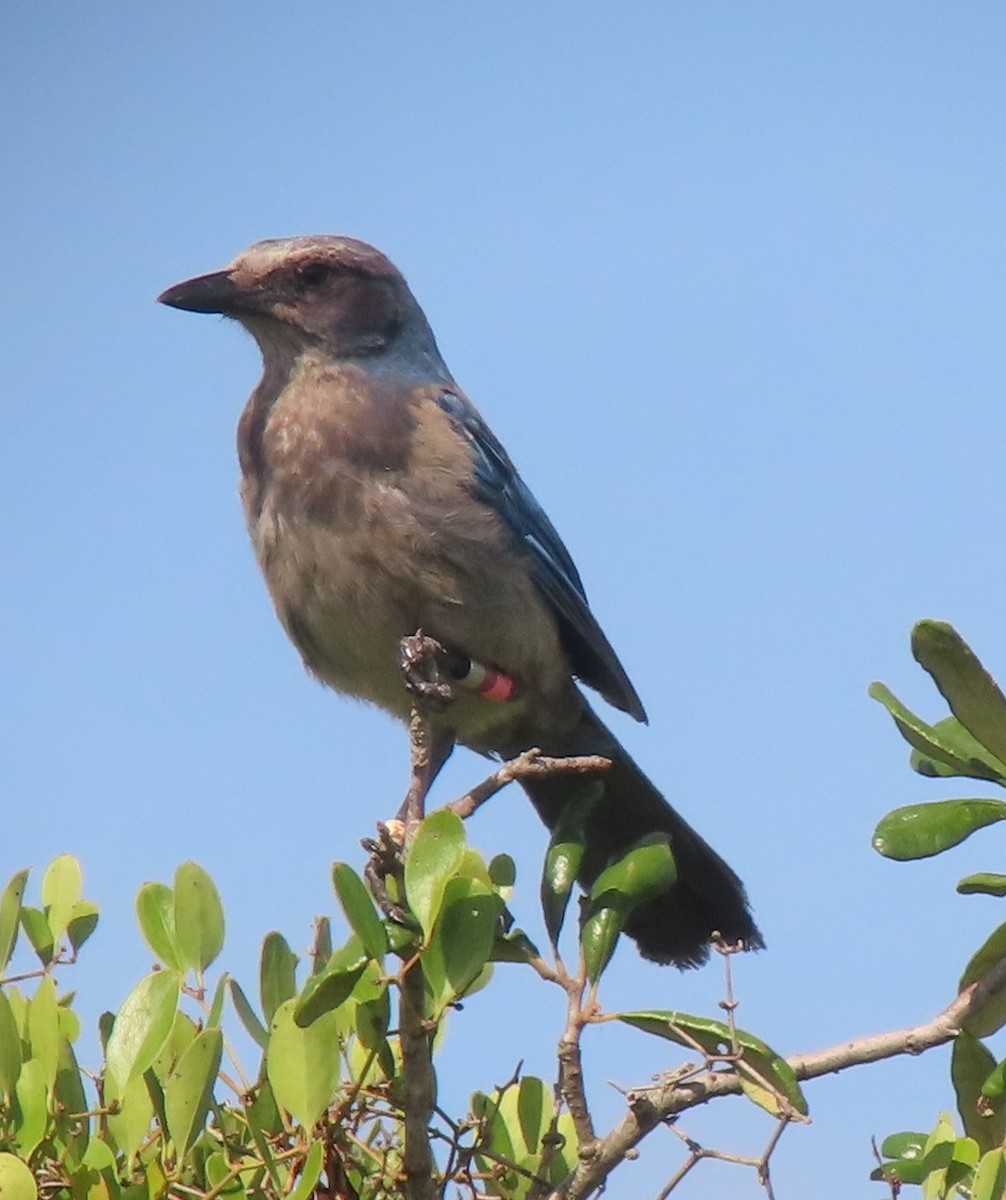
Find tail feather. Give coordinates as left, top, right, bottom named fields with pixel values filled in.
left=512, top=704, right=763, bottom=968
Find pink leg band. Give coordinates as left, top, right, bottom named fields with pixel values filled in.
left=478, top=668, right=516, bottom=702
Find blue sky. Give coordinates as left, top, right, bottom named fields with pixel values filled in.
left=4, top=4, right=1006, bottom=1196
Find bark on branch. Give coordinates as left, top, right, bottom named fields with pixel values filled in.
left=549, top=953, right=1006, bottom=1199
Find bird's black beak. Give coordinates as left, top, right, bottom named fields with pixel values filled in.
left=157, top=270, right=244, bottom=315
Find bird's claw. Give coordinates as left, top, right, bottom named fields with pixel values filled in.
left=399, top=632, right=456, bottom=709
left=361, top=824, right=412, bottom=926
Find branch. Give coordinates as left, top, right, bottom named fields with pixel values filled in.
left=557, top=977, right=597, bottom=1153
left=549, top=953, right=1006, bottom=1199
left=398, top=957, right=438, bottom=1200
left=446, top=750, right=611, bottom=821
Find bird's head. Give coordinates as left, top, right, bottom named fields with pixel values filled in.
left=158, top=235, right=443, bottom=367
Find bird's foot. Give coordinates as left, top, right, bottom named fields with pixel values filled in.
left=398, top=631, right=458, bottom=709
left=361, top=823, right=412, bottom=926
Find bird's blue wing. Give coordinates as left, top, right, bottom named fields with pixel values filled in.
left=437, top=390, right=646, bottom=722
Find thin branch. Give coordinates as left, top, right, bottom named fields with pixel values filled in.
left=871, top=1134, right=902, bottom=1199
left=654, top=1152, right=700, bottom=1199
left=548, top=953, right=1006, bottom=1199
left=653, top=1117, right=788, bottom=1199
left=446, top=751, right=611, bottom=821
left=528, top=1096, right=573, bottom=1200
left=757, top=1118, right=790, bottom=1199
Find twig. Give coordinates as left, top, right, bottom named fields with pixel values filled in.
left=653, top=1117, right=788, bottom=1199
left=528, top=1097, right=571, bottom=1200
left=757, top=1118, right=790, bottom=1198
left=548, top=953, right=1006, bottom=1199
left=654, top=1152, right=700, bottom=1199
left=447, top=751, right=611, bottom=821
left=871, top=1134, right=902, bottom=1198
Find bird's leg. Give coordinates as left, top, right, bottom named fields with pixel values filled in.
left=362, top=634, right=459, bottom=922
left=397, top=708, right=455, bottom=828
left=363, top=706, right=454, bottom=924
left=395, top=632, right=457, bottom=828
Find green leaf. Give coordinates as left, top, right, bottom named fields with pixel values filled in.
left=981, top=1056, right=1006, bottom=1107
left=55, top=1004, right=78, bottom=1048
left=96, top=1010, right=113, bottom=1053
left=883, top=1128, right=931, bottom=1166
left=458, top=848, right=493, bottom=887
left=41, top=855, right=82, bottom=948
left=355, top=981, right=390, bottom=1043
left=247, top=1074, right=284, bottom=1143
left=151, top=1011, right=199, bottom=1082
left=229, top=979, right=268, bottom=1050
left=6, top=990, right=27, bottom=1042
left=872, top=799, right=1006, bottom=861
left=65, top=900, right=98, bottom=954
left=910, top=716, right=1006, bottom=783
left=27, top=976, right=59, bottom=1090
left=492, top=928, right=542, bottom=964
left=473, top=1088, right=516, bottom=1161
left=870, top=682, right=1006, bottom=782
left=973, top=1149, right=1006, bottom=1200
left=0, top=990, right=22, bottom=1098
left=260, top=932, right=298, bottom=1025
left=738, top=1052, right=807, bottom=1119
left=961, top=924, right=1006, bottom=1036
left=311, top=917, right=333, bottom=976
left=332, top=863, right=388, bottom=961
left=173, top=862, right=225, bottom=973
left=581, top=905, right=623, bottom=984
left=580, top=836, right=678, bottom=983
left=516, top=1076, right=547, bottom=1156
left=53, top=1037, right=88, bottom=1160
left=918, top=1112, right=957, bottom=1199
left=266, top=998, right=342, bottom=1127
left=952, top=1031, right=1005, bottom=1153
left=959, top=873, right=1006, bottom=897
left=476, top=1077, right=554, bottom=1199
left=106, top=1072, right=153, bottom=1163
left=13, top=1059, right=47, bottom=1158
left=424, top=880, right=501, bottom=1014
left=294, top=939, right=369, bottom=1027
left=105, top=970, right=181, bottom=1093
left=164, top=1027, right=223, bottom=1153
left=950, top=1137, right=982, bottom=1190
left=205, top=973, right=228, bottom=1029
left=0, top=870, right=29, bottom=972
left=20, top=907, right=54, bottom=966
left=403, top=809, right=466, bottom=938
left=540, top=783, right=602, bottom=949
left=488, top=855, right=516, bottom=890
left=82, top=1139, right=116, bottom=1173
left=136, top=882, right=182, bottom=969
left=589, top=834, right=677, bottom=909
left=615, top=1010, right=807, bottom=1116
left=385, top=921, right=417, bottom=955
left=205, top=1150, right=250, bottom=1200
left=912, top=622, right=1006, bottom=768
left=0, top=1153, right=37, bottom=1200
left=287, top=1140, right=324, bottom=1200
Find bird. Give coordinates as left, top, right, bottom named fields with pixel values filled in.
left=158, top=235, right=762, bottom=967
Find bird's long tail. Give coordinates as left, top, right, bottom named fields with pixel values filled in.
left=510, top=703, right=763, bottom=968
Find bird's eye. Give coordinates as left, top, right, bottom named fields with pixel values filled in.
left=296, top=262, right=333, bottom=287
